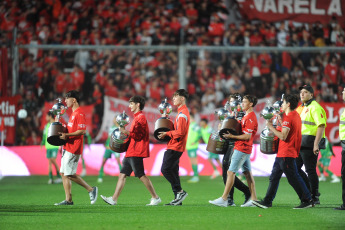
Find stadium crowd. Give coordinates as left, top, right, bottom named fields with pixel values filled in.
left=0, top=0, right=345, bottom=145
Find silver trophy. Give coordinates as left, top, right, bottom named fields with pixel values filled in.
left=109, top=111, right=130, bottom=153
left=154, top=98, right=174, bottom=142
left=218, top=102, right=241, bottom=140
left=260, top=101, right=279, bottom=154
left=47, top=98, right=67, bottom=146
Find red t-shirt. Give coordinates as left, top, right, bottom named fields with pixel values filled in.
left=126, top=111, right=150, bottom=158
left=64, top=107, right=86, bottom=155
left=234, top=111, right=258, bottom=154
left=277, top=111, right=302, bottom=158
left=167, top=104, right=190, bottom=152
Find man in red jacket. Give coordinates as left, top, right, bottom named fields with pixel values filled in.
left=100, top=95, right=161, bottom=206
left=158, top=89, right=190, bottom=206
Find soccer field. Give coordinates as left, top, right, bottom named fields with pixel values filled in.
left=0, top=176, right=344, bottom=230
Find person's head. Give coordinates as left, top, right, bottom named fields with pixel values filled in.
left=46, top=111, right=55, bottom=122
left=242, top=95, right=257, bottom=111
left=229, top=93, right=241, bottom=103
left=65, top=90, right=80, bottom=107
left=282, top=94, right=299, bottom=112
left=200, top=118, right=208, bottom=128
left=299, top=84, right=314, bottom=103
left=129, top=95, right=145, bottom=112
left=172, top=89, right=189, bottom=107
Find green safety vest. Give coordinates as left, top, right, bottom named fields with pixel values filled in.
left=300, top=100, right=327, bottom=148
left=340, top=109, right=345, bottom=140
left=186, top=121, right=201, bottom=150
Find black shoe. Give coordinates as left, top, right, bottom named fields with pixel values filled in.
left=228, top=199, right=236, bottom=207
left=54, top=200, right=73, bottom=206
left=313, top=197, right=320, bottom=205
left=293, top=200, right=314, bottom=209
left=334, top=204, right=345, bottom=210
left=172, top=190, right=188, bottom=205
left=165, top=201, right=182, bottom=206
left=252, top=200, right=272, bottom=209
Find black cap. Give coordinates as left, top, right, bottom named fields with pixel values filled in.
left=299, top=84, right=314, bottom=94
left=65, top=90, right=80, bottom=103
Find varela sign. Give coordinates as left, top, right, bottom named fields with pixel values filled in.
left=237, top=0, right=345, bottom=27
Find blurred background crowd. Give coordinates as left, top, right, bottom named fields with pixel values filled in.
left=0, top=0, right=345, bottom=145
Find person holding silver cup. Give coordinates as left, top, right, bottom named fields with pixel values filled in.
left=101, top=95, right=161, bottom=206
left=54, top=90, right=98, bottom=206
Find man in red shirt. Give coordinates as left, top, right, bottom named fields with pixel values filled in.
left=252, top=94, right=314, bottom=209
left=209, top=95, right=258, bottom=207
left=55, top=90, right=98, bottom=205
left=100, top=96, right=161, bottom=206
left=158, top=89, right=190, bottom=206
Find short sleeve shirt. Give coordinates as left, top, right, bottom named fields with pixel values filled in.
left=64, top=107, right=86, bottom=155
left=234, top=111, right=258, bottom=154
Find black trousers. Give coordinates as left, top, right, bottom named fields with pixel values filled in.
left=264, top=157, right=311, bottom=204
left=341, top=141, right=345, bottom=206
left=161, top=149, right=183, bottom=197
left=296, top=147, right=319, bottom=198
left=222, top=144, right=251, bottom=199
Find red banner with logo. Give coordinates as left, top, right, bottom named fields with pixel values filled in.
left=320, top=102, right=344, bottom=143
left=236, top=0, right=345, bottom=27
left=0, top=95, right=21, bottom=145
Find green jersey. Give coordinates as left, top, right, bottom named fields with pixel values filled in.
left=186, top=121, right=201, bottom=150
left=41, top=123, right=59, bottom=150
left=320, top=138, right=334, bottom=158
left=201, top=125, right=213, bottom=144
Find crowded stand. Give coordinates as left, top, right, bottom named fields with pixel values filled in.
left=0, top=0, right=345, bottom=145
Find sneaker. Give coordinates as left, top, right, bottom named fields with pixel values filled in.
left=241, top=199, right=256, bottom=207
left=97, top=178, right=103, bottom=183
left=81, top=168, right=87, bottom=177
left=48, top=179, right=53, bottom=184
left=188, top=176, right=199, bottom=183
left=54, top=200, right=73, bottom=206
left=146, top=197, right=162, bottom=206
left=293, top=200, right=314, bottom=209
left=209, top=197, right=228, bottom=207
left=100, top=195, right=116, bottom=205
left=228, top=198, right=236, bottom=207
left=165, top=201, right=182, bottom=206
left=54, top=178, right=62, bottom=184
left=210, top=170, right=220, bottom=179
left=318, top=174, right=326, bottom=182
left=334, top=204, right=345, bottom=210
left=89, top=186, right=98, bottom=204
left=173, top=190, right=188, bottom=205
left=252, top=200, right=272, bottom=209
left=331, top=175, right=340, bottom=183
left=243, top=192, right=251, bottom=204
left=313, top=197, right=320, bottom=205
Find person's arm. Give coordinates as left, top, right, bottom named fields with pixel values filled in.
left=267, top=120, right=289, bottom=141
left=59, top=129, right=86, bottom=140
left=223, top=132, right=251, bottom=141
left=158, top=114, right=188, bottom=140
left=314, top=124, right=325, bottom=155
left=121, top=117, right=146, bottom=141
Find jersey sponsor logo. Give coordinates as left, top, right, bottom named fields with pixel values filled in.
left=78, top=124, right=86, bottom=128
left=283, top=121, right=289, bottom=126
left=68, top=122, right=73, bottom=127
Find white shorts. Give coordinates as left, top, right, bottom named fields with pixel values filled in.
left=60, top=150, right=81, bottom=176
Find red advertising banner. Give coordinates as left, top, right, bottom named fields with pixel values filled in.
left=236, top=0, right=345, bottom=27
left=320, top=102, right=344, bottom=144
left=0, top=95, right=21, bottom=145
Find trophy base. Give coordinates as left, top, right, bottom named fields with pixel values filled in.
left=154, top=118, right=174, bottom=142
left=109, top=138, right=130, bottom=153
left=47, top=122, right=67, bottom=146
left=219, top=118, right=241, bottom=140
left=206, top=135, right=227, bottom=154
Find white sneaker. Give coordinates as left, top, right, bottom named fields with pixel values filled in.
left=89, top=186, right=98, bottom=204
left=146, top=197, right=162, bottom=206
left=241, top=199, right=256, bottom=207
left=331, top=175, right=340, bottom=183
left=210, top=170, right=220, bottom=179
left=48, top=179, right=53, bottom=184
left=319, top=174, right=326, bottom=182
left=97, top=178, right=103, bottom=183
left=101, top=195, right=117, bottom=205
left=81, top=168, right=87, bottom=177
left=188, top=176, right=199, bottom=183
left=54, top=178, right=62, bottom=184
left=209, top=197, right=228, bottom=207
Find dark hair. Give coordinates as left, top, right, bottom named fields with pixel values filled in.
left=65, top=90, right=80, bottom=103
left=47, top=111, right=55, bottom=118
left=284, top=94, right=299, bottom=110
left=229, top=93, right=242, bottom=100
left=129, top=95, right=146, bottom=110
left=243, top=95, right=258, bottom=107
left=173, top=89, right=189, bottom=100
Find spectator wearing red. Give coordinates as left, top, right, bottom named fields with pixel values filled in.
left=55, top=69, right=66, bottom=96
left=208, top=15, right=224, bottom=37
left=95, top=64, right=108, bottom=87
left=147, top=78, right=162, bottom=104
left=185, top=2, right=198, bottom=25
left=133, top=75, right=147, bottom=97
left=104, top=79, right=118, bottom=98
left=324, top=56, right=339, bottom=85
left=250, top=30, right=263, bottom=46
left=170, top=16, right=182, bottom=34
left=70, top=64, right=85, bottom=91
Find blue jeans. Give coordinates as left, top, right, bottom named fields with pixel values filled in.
left=229, top=149, right=251, bottom=173
left=264, top=157, right=312, bottom=204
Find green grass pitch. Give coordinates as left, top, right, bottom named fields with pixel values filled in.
left=0, top=176, right=344, bottom=230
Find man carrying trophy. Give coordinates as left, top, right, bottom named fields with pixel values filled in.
left=158, top=89, right=190, bottom=206
left=101, top=95, right=161, bottom=206
left=54, top=90, right=98, bottom=206
left=209, top=95, right=258, bottom=207
left=252, top=94, right=314, bottom=209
